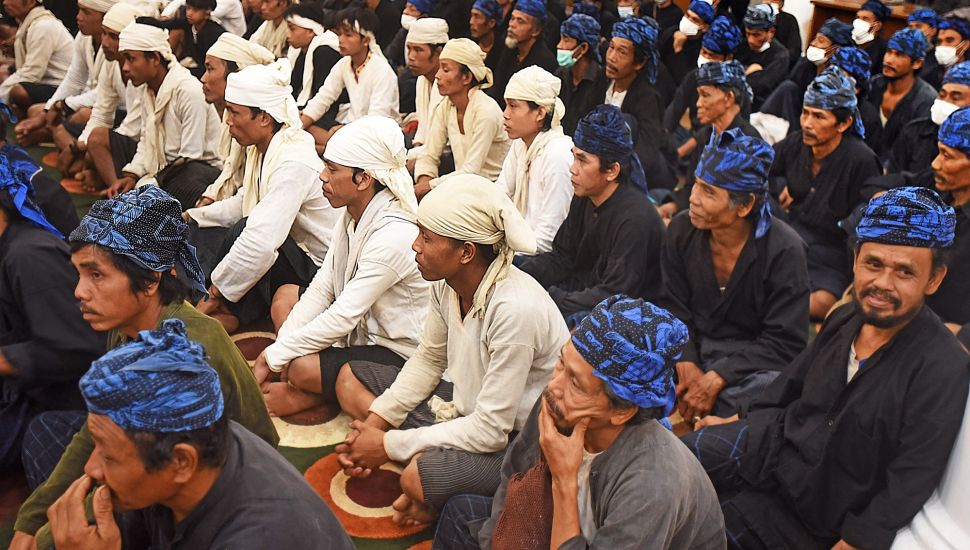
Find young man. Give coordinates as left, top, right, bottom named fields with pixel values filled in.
left=107, top=22, right=223, bottom=209
left=284, top=2, right=341, bottom=113
left=772, top=66, right=881, bottom=320
left=766, top=0, right=800, bottom=71
left=518, top=105, right=665, bottom=323
left=44, top=321, right=354, bottom=549
left=469, top=0, right=503, bottom=74
left=255, top=116, right=428, bottom=417
left=333, top=176, right=570, bottom=527
left=737, top=3, right=788, bottom=110
left=436, top=296, right=725, bottom=550
left=659, top=0, right=714, bottom=84
left=852, top=0, right=891, bottom=75
left=300, top=7, right=399, bottom=153
left=249, top=0, right=290, bottom=56
left=384, top=0, right=436, bottom=69
left=0, top=0, right=73, bottom=116
left=663, top=129, right=808, bottom=425
left=489, top=0, right=557, bottom=107
left=162, top=0, right=247, bottom=37
left=139, top=0, right=227, bottom=79
left=555, top=13, right=600, bottom=136
left=909, top=8, right=942, bottom=89
left=496, top=66, right=573, bottom=254
left=683, top=187, right=970, bottom=550
left=642, top=0, right=683, bottom=34
left=404, top=17, right=448, bottom=162
left=9, top=186, right=278, bottom=550
left=934, top=17, right=970, bottom=76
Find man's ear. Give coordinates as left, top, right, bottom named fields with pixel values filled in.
left=609, top=404, right=638, bottom=426
left=169, top=443, right=201, bottom=483
left=459, top=241, right=478, bottom=265
left=926, top=264, right=948, bottom=296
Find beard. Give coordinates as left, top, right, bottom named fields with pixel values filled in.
left=853, top=286, right=916, bottom=329
left=504, top=35, right=519, bottom=49
left=542, top=388, right=573, bottom=436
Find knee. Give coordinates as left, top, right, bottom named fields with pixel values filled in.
left=287, top=355, right=318, bottom=391
left=400, top=457, right=425, bottom=503
left=8, top=84, right=27, bottom=106
left=270, top=284, right=300, bottom=328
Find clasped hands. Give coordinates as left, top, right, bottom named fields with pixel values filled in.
left=335, top=416, right=392, bottom=478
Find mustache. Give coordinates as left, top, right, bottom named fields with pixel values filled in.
left=542, top=388, right=565, bottom=420
left=859, top=286, right=901, bottom=309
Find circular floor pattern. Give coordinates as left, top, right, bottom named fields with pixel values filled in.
left=272, top=411, right=351, bottom=448
left=41, top=151, right=57, bottom=167
left=407, top=542, right=432, bottom=549
left=305, top=454, right=427, bottom=539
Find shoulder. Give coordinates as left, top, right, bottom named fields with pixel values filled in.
left=615, top=186, right=664, bottom=229
left=1, top=224, right=68, bottom=265
left=606, top=422, right=715, bottom=494
left=665, top=211, right=698, bottom=245
left=764, top=218, right=806, bottom=252
left=542, top=135, right=574, bottom=161
left=908, top=308, right=970, bottom=375
left=487, top=268, right=566, bottom=325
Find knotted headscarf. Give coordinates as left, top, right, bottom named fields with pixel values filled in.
left=855, top=187, right=955, bottom=249
left=938, top=105, right=970, bottom=156
left=417, top=174, right=537, bottom=318
left=573, top=1, right=599, bottom=19
left=687, top=0, right=714, bottom=25
left=409, top=0, right=436, bottom=15
left=514, top=0, right=547, bottom=22
left=225, top=58, right=300, bottom=128
left=695, top=128, right=775, bottom=238
left=102, top=2, right=142, bottom=32
left=406, top=17, right=449, bottom=45
left=939, top=17, right=970, bottom=40
left=830, top=46, right=872, bottom=96
left=702, top=15, right=742, bottom=55
left=743, top=4, right=775, bottom=30
left=804, top=65, right=865, bottom=138
left=0, top=138, right=61, bottom=237
left=207, top=32, right=275, bottom=68
left=324, top=116, right=418, bottom=215
left=118, top=22, right=174, bottom=62
left=560, top=13, right=601, bottom=61
left=574, top=104, right=648, bottom=195
left=944, top=61, right=970, bottom=86
left=80, top=319, right=224, bottom=433
left=887, top=27, right=928, bottom=60
left=572, top=296, right=689, bottom=417
left=820, top=17, right=853, bottom=47
left=440, top=38, right=493, bottom=89
left=696, top=59, right=752, bottom=104
left=907, top=8, right=938, bottom=29
left=861, top=0, right=891, bottom=22
left=78, top=0, right=119, bottom=14
left=611, top=16, right=659, bottom=84
left=69, top=186, right=208, bottom=295
left=472, top=0, right=502, bottom=22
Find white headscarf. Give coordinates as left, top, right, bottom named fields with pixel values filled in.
left=406, top=18, right=449, bottom=45
left=440, top=38, right=492, bottom=89
left=118, top=22, right=175, bottom=62
left=78, top=0, right=119, bottom=14
left=225, top=58, right=301, bottom=128
left=417, top=175, right=537, bottom=318
left=324, top=116, right=418, bottom=215
left=102, top=3, right=144, bottom=33
left=207, top=33, right=275, bottom=68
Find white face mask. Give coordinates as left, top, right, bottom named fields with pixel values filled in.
left=851, top=18, right=875, bottom=45
left=935, top=45, right=962, bottom=67
left=618, top=5, right=635, bottom=18
left=806, top=45, right=828, bottom=65
left=680, top=17, right=701, bottom=37
left=401, top=13, right=417, bottom=30
left=697, top=53, right=715, bottom=67
left=931, top=98, right=960, bottom=126
left=757, top=39, right=771, bottom=53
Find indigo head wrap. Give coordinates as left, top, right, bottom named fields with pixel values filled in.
left=694, top=128, right=775, bottom=238
left=743, top=4, right=775, bottom=30
left=856, top=187, right=955, bottom=249
left=408, top=0, right=435, bottom=15
left=513, top=0, right=546, bottom=22
left=687, top=0, right=714, bottom=25
left=80, top=319, right=224, bottom=433
left=571, top=295, right=688, bottom=417
left=938, top=105, right=970, bottom=156
left=907, top=8, right=938, bottom=29
left=572, top=1, right=599, bottom=19
left=943, top=61, right=970, bottom=87
left=561, top=13, right=601, bottom=52
left=0, top=133, right=61, bottom=237
left=804, top=65, right=865, bottom=138
left=472, top=0, right=502, bottom=21
left=887, top=27, right=927, bottom=60
left=820, top=17, right=853, bottom=47
left=939, top=17, right=970, bottom=40
left=702, top=16, right=742, bottom=55
left=860, top=0, right=890, bottom=22
left=574, top=105, right=648, bottom=195
left=830, top=46, right=872, bottom=96
left=611, top=16, right=659, bottom=84
left=696, top=59, right=752, bottom=104
left=69, top=186, right=208, bottom=296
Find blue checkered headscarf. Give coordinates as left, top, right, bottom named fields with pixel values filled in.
left=907, top=8, right=938, bottom=29
left=687, top=0, right=714, bottom=25
left=695, top=128, right=775, bottom=238
left=856, top=187, right=955, bottom=249
left=472, top=0, right=502, bottom=21
left=69, top=186, right=208, bottom=295
left=939, top=17, right=970, bottom=40
left=939, top=105, right=970, bottom=156
left=572, top=1, right=599, bottom=19
left=943, top=61, right=970, bottom=87
left=860, top=0, right=890, bottom=22
left=0, top=145, right=62, bottom=238
left=820, top=17, right=853, bottom=46
left=696, top=59, right=752, bottom=104
left=574, top=105, right=648, bottom=194
left=887, top=27, right=927, bottom=60
left=804, top=65, right=865, bottom=138
left=561, top=13, right=600, bottom=60
left=611, top=16, right=659, bottom=84
left=513, top=0, right=546, bottom=22
left=702, top=15, right=742, bottom=55
left=408, top=0, right=436, bottom=15
left=572, top=295, right=688, bottom=417
left=744, top=4, right=775, bottom=30
left=831, top=46, right=872, bottom=96
left=80, top=319, right=224, bottom=433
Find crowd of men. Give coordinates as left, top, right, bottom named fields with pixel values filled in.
left=0, top=0, right=969, bottom=548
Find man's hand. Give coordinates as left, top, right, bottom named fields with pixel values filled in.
left=673, top=30, right=687, bottom=53
left=7, top=531, right=35, bottom=550
left=745, top=63, right=763, bottom=75
left=675, top=361, right=704, bottom=400
left=779, top=186, right=793, bottom=210
left=196, top=285, right=222, bottom=315
left=414, top=176, right=432, bottom=201
left=682, top=370, right=727, bottom=424
left=252, top=351, right=273, bottom=388
left=694, top=413, right=739, bottom=431
left=106, top=176, right=136, bottom=199
left=48, top=476, right=121, bottom=550
left=195, top=196, right=214, bottom=208
left=44, top=102, right=63, bottom=127
left=831, top=539, right=861, bottom=550
left=300, top=114, right=314, bottom=129
left=538, top=399, right=589, bottom=482
left=657, top=202, right=679, bottom=225
left=335, top=419, right=390, bottom=476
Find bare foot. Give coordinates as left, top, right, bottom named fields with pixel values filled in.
left=391, top=493, right=436, bottom=527
left=262, top=381, right=323, bottom=417
left=208, top=311, right=240, bottom=334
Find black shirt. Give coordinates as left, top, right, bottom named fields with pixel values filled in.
left=663, top=67, right=753, bottom=135
left=642, top=1, right=684, bottom=34
left=372, top=0, right=404, bottom=50
left=776, top=10, right=802, bottom=71
left=867, top=75, right=937, bottom=161
left=556, top=59, right=603, bottom=136
left=926, top=201, right=970, bottom=325
left=861, top=34, right=887, bottom=76
left=291, top=44, right=343, bottom=107
left=489, top=39, right=558, bottom=107
left=736, top=40, right=790, bottom=110
left=660, top=24, right=704, bottom=85
left=138, top=15, right=226, bottom=80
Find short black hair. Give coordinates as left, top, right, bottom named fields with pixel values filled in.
left=284, top=2, right=327, bottom=26
left=457, top=64, right=485, bottom=88
left=596, top=152, right=632, bottom=187
left=69, top=242, right=189, bottom=306
left=525, top=100, right=554, bottom=131
left=225, top=59, right=238, bottom=74
left=247, top=106, right=285, bottom=134
left=351, top=167, right=387, bottom=194
left=727, top=189, right=764, bottom=222
left=831, top=106, right=854, bottom=128
left=128, top=415, right=230, bottom=472
left=186, top=0, right=217, bottom=11
left=337, top=6, right=379, bottom=38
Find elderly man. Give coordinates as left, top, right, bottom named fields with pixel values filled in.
left=518, top=105, right=665, bottom=323
left=255, top=116, right=429, bottom=417
left=852, top=0, right=891, bottom=75
left=660, top=0, right=714, bottom=84
left=495, top=66, right=573, bottom=254
left=435, top=296, right=726, bottom=550
left=186, top=60, right=339, bottom=333
left=737, top=4, right=788, bottom=110
left=404, top=17, right=448, bottom=162
left=683, top=187, right=970, bottom=550
left=771, top=66, right=881, bottom=320
left=490, top=0, right=557, bottom=105
left=44, top=320, right=354, bottom=549
left=663, top=129, right=808, bottom=426
left=333, top=176, right=569, bottom=527
left=10, top=186, right=278, bottom=550
left=556, top=13, right=600, bottom=136
left=0, top=0, right=73, bottom=116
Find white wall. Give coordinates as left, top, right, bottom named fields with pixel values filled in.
left=784, top=0, right=815, bottom=50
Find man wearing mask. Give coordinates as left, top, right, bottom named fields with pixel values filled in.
left=852, top=0, right=891, bottom=75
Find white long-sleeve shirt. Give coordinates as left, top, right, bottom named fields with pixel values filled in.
left=44, top=32, right=100, bottom=111
left=494, top=134, right=574, bottom=253
left=264, top=190, right=429, bottom=369
left=301, top=53, right=400, bottom=124
left=0, top=8, right=73, bottom=103
left=371, top=267, right=570, bottom=462
left=162, top=0, right=246, bottom=36
left=79, top=60, right=143, bottom=144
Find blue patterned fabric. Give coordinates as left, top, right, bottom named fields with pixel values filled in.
left=0, top=143, right=61, bottom=237
left=907, top=8, right=938, bottom=28
left=943, top=61, right=970, bottom=86
left=939, top=17, right=970, bottom=40
left=860, top=0, right=890, bottom=22
left=80, top=319, right=224, bottom=432
left=69, top=186, right=208, bottom=295
left=804, top=65, right=866, bottom=138
left=820, top=17, right=853, bottom=46
left=513, top=0, right=546, bottom=22
left=561, top=13, right=600, bottom=61
left=695, top=128, right=775, bottom=238
left=472, top=0, right=502, bottom=21
left=743, top=4, right=775, bottom=30
left=611, top=16, right=659, bottom=85
left=408, top=0, right=436, bottom=14
left=572, top=1, right=599, bottom=19
left=687, top=0, right=714, bottom=25
left=573, top=105, right=648, bottom=194
left=831, top=46, right=872, bottom=95
left=887, top=27, right=928, bottom=60
left=702, top=15, right=742, bottom=55
left=938, top=105, right=970, bottom=156
left=856, top=187, right=955, bottom=248
left=572, top=295, right=689, bottom=416
left=696, top=59, right=752, bottom=103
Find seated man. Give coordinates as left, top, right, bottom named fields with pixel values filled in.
left=555, top=13, right=601, bottom=136
left=0, top=0, right=73, bottom=117
left=518, top=105, right=665, bottom=323
left=255, top=116, right=429, bottom=416
left=683, top=187, right=970, bottom=550
left=495, top=65, right=573, bottom=253
left=45, top=320, right=354, bottom=549
left=436, top=296, right=726, bottom=550
left=659, top=0, right=714, bottom=85
left=108, top=22, right=223, bottom=209
left=933, top=17, right=970, bottom=83
left=137, top=0, right=227, bottom=79
left=852, top=0, right=890, bottom=76
left=469, top=0, right=503, bottom=74
left=10, top=186, right=278, bottom=550
left=333, top=175, right=570, bottom=527
left=284, top=2, right=341, bottom=114
left=404, top=17, right=448, bottom=162
left=737, top=4, right=788, bottom=111
left=663, top=129, right=808, bottom=426
left=186, top=60, right=340, bottom=333
left=908, top=8, right=942, bottom=89
left=771, top=66, right=881, bottom=320
left=489, top=0, right=557, bottom=105
left=249, top=0, right=290, bottom=57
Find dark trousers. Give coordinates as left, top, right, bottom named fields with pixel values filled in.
left=156, top=160, right=221, bottom=211
left=20, top=410, right=87, bottom=490
left=0, top=378, right=39, bottom=471
left=433, top=494, right=493, bottom=550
